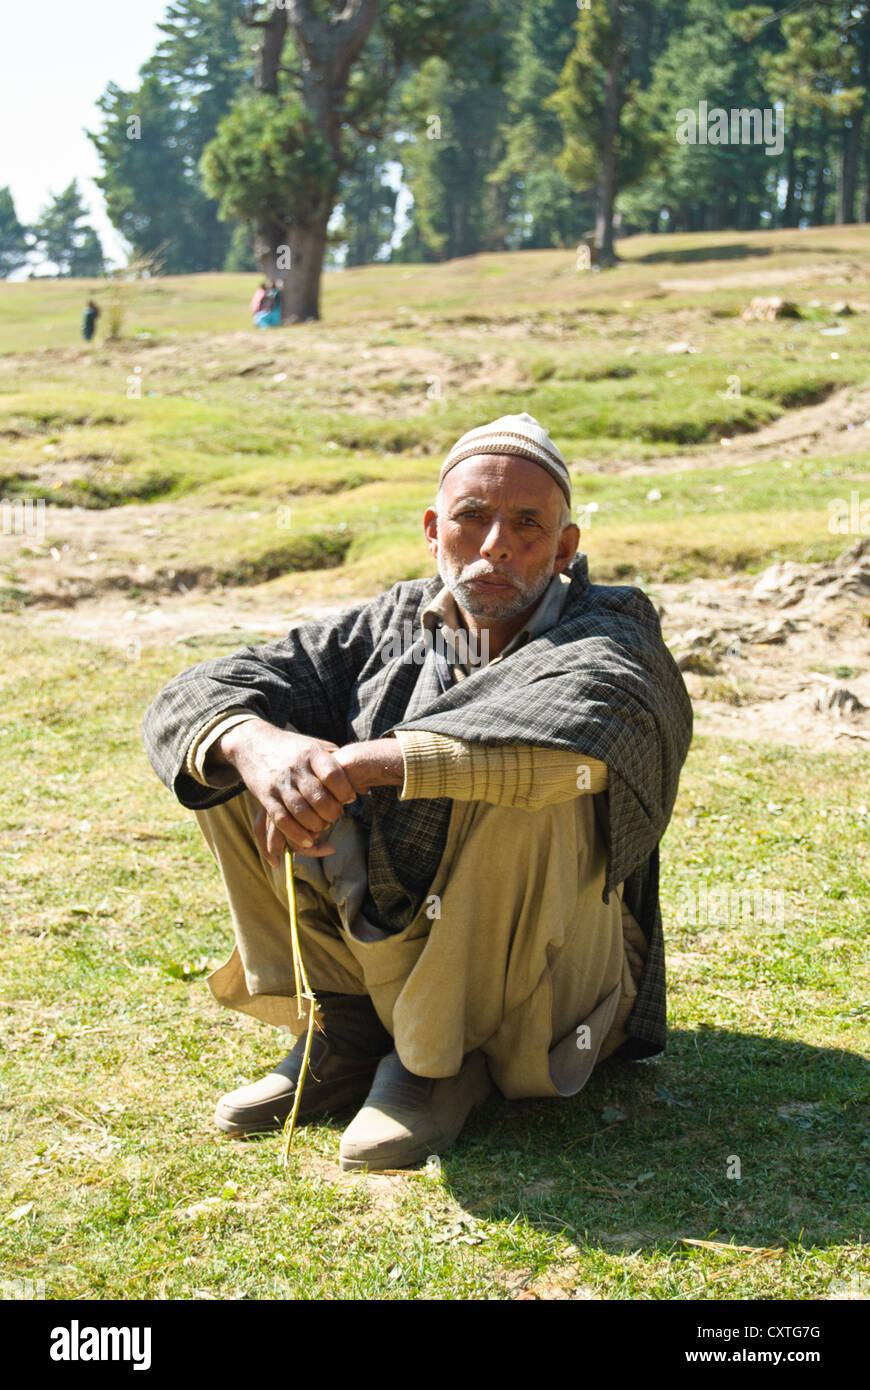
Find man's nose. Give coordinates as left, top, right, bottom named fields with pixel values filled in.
left=480, top=519, right=511, bottom=561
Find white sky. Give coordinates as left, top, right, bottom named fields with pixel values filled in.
left=0, top=0, right=178, bottom=268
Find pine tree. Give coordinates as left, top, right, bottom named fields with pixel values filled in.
left=0, top=188, right=30, bottom=279
left=88, top=0, right=249, bottom=273
left=491, top=0, right=595, bottom=249
left=32, top=182, right=105, bottom=277
left=622, top=0, right=781, bottom=234
left=548, top=1, right=661, bottom=264
left=395, top=21, right=513, bottom=262
left=335, top=142, right=399, bottom=266
left=741, top=2, right=869, bottom=226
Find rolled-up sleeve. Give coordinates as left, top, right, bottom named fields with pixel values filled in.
left=395, top=730, right=608, bottom=810
left=184, top=709, right=257, bottom=789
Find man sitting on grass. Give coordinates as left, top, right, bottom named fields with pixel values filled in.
left=142, top=413, right=692, bottom=1172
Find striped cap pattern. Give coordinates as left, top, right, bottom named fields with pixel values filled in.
left=438, top=412, right=571, bottom=505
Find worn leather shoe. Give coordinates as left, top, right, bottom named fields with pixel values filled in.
left=338, top=1047, right=492, bottom=1171
left=215, top=1030, right=384, bottom=1136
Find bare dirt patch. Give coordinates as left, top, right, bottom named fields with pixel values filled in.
left=7, top=372, right=870, bottom=616
left=0, top=331, right=525, bottom=419
left=656, top=539, right=870, bottom=752
left=586, top=379, right=870, bottom=477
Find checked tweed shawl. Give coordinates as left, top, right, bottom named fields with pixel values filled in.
left=142, top=553, right=693, bottom=1057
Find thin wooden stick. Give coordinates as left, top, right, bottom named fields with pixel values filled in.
left=281, top=847, right=317, bottom=1165
left=286, top=845, right=304, bottom=1003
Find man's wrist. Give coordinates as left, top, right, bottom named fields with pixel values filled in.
left=211, top=716, right=269, bottom=770
left=336, top=738, right=404, bottom=793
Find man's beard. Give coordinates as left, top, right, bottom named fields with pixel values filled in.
left=437, top=542, right=554, bottom=620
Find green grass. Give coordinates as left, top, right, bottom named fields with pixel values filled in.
left=0, top=631, right=866, bottom=1301
left=4, top=224, right=870, bottom=603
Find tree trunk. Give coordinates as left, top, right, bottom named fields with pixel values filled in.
left=811, top=164, right=822, bottom=223
left=483, top=169, right=511, bottom=252
left=811, top=153, right=827, bottom=224
left=594, top=150, right=617, bottom=262
left=255, top=4, right=287, bottom=95
left=859, top=137, right=870, bottom=222
left=594, top=4, right=624, bottom=266
left=252, top=0, right=380, bottom=321
left=839, top=122, right=861, bottom=223
left=839, top=16, right=870, bottom=225
left=783, top=122, right=800, bottom=227
left=255, top=208, right=331, bottom=321
left=450, top=197, right=468, bottom=259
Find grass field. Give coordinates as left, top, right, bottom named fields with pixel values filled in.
left=0, top=226, right=867, bottom=1300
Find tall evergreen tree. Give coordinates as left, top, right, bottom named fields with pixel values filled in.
left=0, top=188, right=30, bottom=278
left=489, top=0, right=594, bottom=249
left=148, top=0, right=249, bottom=153
left=738, top=2, right=869, bottom=226
left=32, top=181, right=105, bottom=277
left=395, top=8, right=514, bottom=263
left=548, top=1, right=660, bottom=263
left=88, top=0, right=249, bottom=273
left=335, top=142, right=399, bottom=265
left=622, top=0, right=781, bottom=234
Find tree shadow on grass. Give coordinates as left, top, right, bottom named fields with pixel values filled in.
left=444, top=1027, right=869, bottom=1253
left=634, top=239, right=852, bottom=266
left=635, top=243, right=775, bottom=265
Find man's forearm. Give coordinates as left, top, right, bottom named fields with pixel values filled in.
left=208, top=725, right=403, bottom=797
left=207, top=725, right=601, bottom=811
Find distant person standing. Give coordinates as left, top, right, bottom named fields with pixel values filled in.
left=82, top=299, right=100, bottom=342
left=250, top=281, right=268, bottom=320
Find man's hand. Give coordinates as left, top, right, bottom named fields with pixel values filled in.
left=212, top=718, right=358, bottom=865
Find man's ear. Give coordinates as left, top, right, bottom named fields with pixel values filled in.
left=423, top=506, right=439, bottom=559
left=553, top=523, right=580, bottom=574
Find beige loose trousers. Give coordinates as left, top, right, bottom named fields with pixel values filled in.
left=195, top=788, right=647, bottom=1100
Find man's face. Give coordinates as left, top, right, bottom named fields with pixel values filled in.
left=424, top=454, right=579, bottom=621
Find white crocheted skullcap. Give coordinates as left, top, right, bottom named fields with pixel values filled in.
left=439, top=412, right=571, bottom=505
